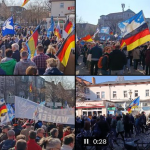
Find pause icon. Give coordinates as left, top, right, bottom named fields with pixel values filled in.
left=84, top=138, right=89, bottom=144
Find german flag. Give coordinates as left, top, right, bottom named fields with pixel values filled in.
left=29, top=83, right=32, bottom=92
left=0, top=99, right=7, bottom=116
left=81, top=35, right=93, bottom=42
left=110, top=32, right=113, bottom=35
left=122, top=23, right=150, bottom=51
left=56, top=29, right=75, bottom=67
left=64, top=19, right=73, bottom=35
left=26, top=25, right=40, bottom=58
left=21, top=0, right=30, bottom=7
left=120, top=39, right=126, bottom=49
left=54, top=21, right=61, bottom=39
left=127, top=107, right=132, bottom=113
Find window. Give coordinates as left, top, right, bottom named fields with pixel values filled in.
left=86, top=88, right=89, bottom=93
left=101, top=92, right=105, bottom=98
left=96, top=92, right=100, bottom=98
left=143, top=102, right=148, bottom=106
left=60, top=2, right=64, bottom=8
left=146, top=90, right=149, bottom=97
left=124, top=91, right=127, bottom=98
left=135, top=90, right=138, bottom=97
left=113, top=91, right=117, bottom=98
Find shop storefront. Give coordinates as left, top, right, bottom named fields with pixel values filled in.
left=76, top=101, right=106, bottom=118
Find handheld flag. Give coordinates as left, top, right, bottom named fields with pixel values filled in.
left=2, top=16, right=15, bottom=36
left=47, top=16, right=55, bottom=37
left=26, top=25, right=40, bottom=58
left=100, top=27, right=110, bottom=34
left=0, top=99, right=7, bottom=116
left=110, top=32, right=113, bottom=35
left=56, top=29, right=75, bottom=67
left=118, top=10, right=150, bottom=51
left=6, top=104, right=15, bottom=121
left=63, top=19, right=73, bottom=39
left=81, top=35, right=93, bottom=42
left=54, top=21, right=61, bottom=39
left=93, top=28, right=100, bottom=39
left=127, top=97, right=140, bottom=113
left=21, top=0, right=30, bottom=7
left=29, top=83, right=32, bottom=92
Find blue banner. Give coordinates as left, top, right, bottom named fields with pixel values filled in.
left=47, top=16, right=55, bottom=37
left=100, top=27, right=110, bottom=34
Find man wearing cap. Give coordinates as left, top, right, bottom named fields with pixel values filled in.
left=0, top=126, right=9, bottom=142
left=20, top=123, right=32, bottom=142
left=0, top=130, right=16, bottom=150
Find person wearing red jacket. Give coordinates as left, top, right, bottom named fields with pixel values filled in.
left=62, top=126, right=71, bottom=140
left=27, top=130, right=42, bottom=150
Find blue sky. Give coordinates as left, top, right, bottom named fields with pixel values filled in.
left=76, top=0, right=150, bottom=25
left=78, top=76, right=150, bottom=84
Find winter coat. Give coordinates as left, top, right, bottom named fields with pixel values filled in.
left=145, top=49, right=150, bottom=66
left=90, top=45, right=102, bottom=61
left=132, top=48, right=140, bottom=60
left=12, top=50, right=20, bottom=62
left=43, top=67, right=63, bottom=75
left=116, top=120, right=124, bottom=132
left=0, top=59, right=16, bottom=75
left=14, top=59, right=36, bottom=75
left=109, top=49, right=127, bottom=70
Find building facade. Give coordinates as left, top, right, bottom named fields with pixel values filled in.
left=98, top=9, right=135, bottom=36
left=76, top=77, right=150, bottom=117
left=76, top=23, right=97, bottom=38
left=0, top=76, right=45, bottom=103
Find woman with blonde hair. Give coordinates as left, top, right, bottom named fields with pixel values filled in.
left=44, top=58, right=63, bottom=75
left=46, top=45, right=56, bottom=59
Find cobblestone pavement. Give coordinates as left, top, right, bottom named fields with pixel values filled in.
left=76, top=55, right=145, bottom=75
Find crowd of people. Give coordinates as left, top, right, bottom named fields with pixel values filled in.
left=0, top=118, right=75, bottom=150
left=76, top=40, right=150, bottom=75
left=0, top=26, right=75, bottom=75
left=76, top=111, right=149, bottom=149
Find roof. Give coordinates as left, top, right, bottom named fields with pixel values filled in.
left=88, top=79, right=150, bottom=86
left=107, top=9, right=135, bottom=16
left=76, top=77, right=92, bottom=85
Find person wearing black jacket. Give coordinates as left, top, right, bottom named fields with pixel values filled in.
left=12, top=43, right=20, bottom=62
left=101, top=46, right=111, bottom=75
left=90, top=43, right=102, bottom=75
left=109, top=44, right=127, bottom=75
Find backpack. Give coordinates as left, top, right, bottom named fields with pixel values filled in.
left=98, top=55, right=109, bottom=69
left=1, top=140, right=15, bottom=150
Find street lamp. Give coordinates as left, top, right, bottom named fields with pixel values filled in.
left=129, top=90, right=132, bottom=101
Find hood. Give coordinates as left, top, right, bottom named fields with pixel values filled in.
left=0, top=59, right=16, bottom=67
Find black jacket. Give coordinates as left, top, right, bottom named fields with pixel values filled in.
left=43, top=68, right=63, bottom=75
left=109, top=49, right=127, bottom=70
left=12, top=50, right=20, bottom=62
left=90, top=45, right=102, bottom=61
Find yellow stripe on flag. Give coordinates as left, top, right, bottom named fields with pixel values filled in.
left=61, top=41, right=75, bottom=66
left=127, top=34, right=150, bottom=51
left=28, top=37, right=35, bottom=58
left=0, top=109, right=7, bottom=116
left=21, top=0, right=30, bottom=7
